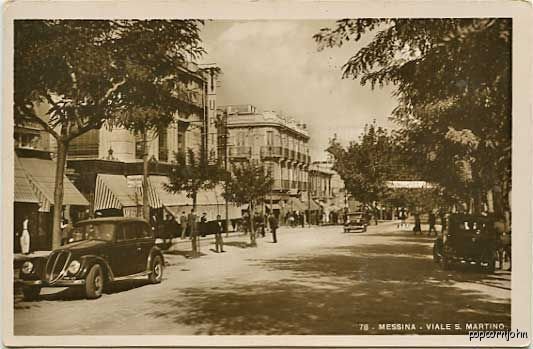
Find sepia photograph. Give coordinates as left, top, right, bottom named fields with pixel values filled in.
left=2, top=1, right=532, bottom=347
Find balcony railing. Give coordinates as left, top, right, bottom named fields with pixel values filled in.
left=272, top=179, right=282, bottom=190
left=261, top=146, right=282, bottom=158
left=282, top=179, right=291, bottom=190
left=228, top=146, right=251, bottom=159
left=289, top=150, right=296, bottom=160
left=282, top=148, right=290, bottom=159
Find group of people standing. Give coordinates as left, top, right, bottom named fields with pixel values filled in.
left=285, top=211, right=305, bottom=228
left=158, top=210, right=226, bottom=253
left=241, top=211, right=279, bottom=243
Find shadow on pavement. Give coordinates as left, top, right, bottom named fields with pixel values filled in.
left=147, top=234, right=510, bottom=335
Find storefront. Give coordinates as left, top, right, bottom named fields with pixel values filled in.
left=16, top=154, right=89, bottom=251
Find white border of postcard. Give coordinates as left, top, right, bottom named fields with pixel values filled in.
left=2, top=0, right=532, bottom=347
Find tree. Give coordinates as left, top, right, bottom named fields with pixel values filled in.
left=224, top=161, right=274, bottom=246
left=14, top=20, right=205, bottom=248
left=314, top=19, right=511, bottom=214
left=327, top=123, right=396, bottom=210
left=165, top=149, right=225, bottom=255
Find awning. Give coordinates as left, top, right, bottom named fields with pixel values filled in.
left=94, top=174, right=161, bottom=212
left=149, top=175, right=189, bottom=206
left=285, top=197, right=307, bottom=212
left=18, top=156, right=88, bottom=211
left=94, top=174, right=139, bottom=211
left=14, top=155, right=39, bottom=204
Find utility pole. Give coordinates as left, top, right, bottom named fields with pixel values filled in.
left=224, top=109, right=230, bottom=237
left=142, top=130, right=150, bottom=221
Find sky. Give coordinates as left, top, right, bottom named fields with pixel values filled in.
left=200, top=20, right=398, bottom=161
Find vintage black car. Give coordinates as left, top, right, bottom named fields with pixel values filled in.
left=433, top=213, right=497, bottom=273
left=343, top=212, right=368, bottom=233
left=19, top=217, right=164, bottom=300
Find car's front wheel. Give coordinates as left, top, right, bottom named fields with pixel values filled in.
left=85, top=264, right=104, bottom=299
left=148, top=255, right=163, bottom=284
left=22, top=286, right=41, bottom=301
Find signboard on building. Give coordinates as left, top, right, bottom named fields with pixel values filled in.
left=127, top=175, right=143, bottom=188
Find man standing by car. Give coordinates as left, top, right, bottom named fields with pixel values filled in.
left=268, top=212, right=279, bottom=243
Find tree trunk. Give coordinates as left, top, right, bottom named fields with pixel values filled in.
left=250, top=201, right=257, bottom=246
left=191, top=191, right=198, bottom=255
left=142, top=131, right=150, bottom=220
left=52, top=140, right=68, bottom=250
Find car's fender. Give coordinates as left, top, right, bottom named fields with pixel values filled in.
left=145, top=246, right=164, bottom=271
left=78, top=255, right=115, bottom=281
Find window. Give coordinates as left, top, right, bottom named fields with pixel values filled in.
left=266, top=131, right=274, bottom=146
left=135, top=133, right=145, bottom=160
left=119, top=223, right=141, bottom=241
left=177, top=128, right=186, bottom=156
left=68, top=128, right=99, bottom=158
left=158, top=129, right=168, bottom=162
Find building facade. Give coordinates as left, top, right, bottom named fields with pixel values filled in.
left=220, top=104, right=311, bottom=195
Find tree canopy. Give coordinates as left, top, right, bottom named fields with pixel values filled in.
left=224, top=161, right=274, bottom=246
left=15, top=20, right=206, bottom=248
left=315, top=19, right=511, bottom=213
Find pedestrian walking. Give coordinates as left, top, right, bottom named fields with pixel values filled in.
left=428, top=211, right=437, bottom=236
left=268, top=213, right=279, bottom=243
left=20, top=216, right=31, bottom=255
left=300, top=211, right=305, bottom=228
left=439, top=209, right=447, bottom=233
left=242, top=211, right=250, bottom=235
left=179, top=211, right=187, bottom=239
left=215, top=214, right=225, bottom=253
left=413, top=212, right=422, bottom=235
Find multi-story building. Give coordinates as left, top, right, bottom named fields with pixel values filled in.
left=67, top=62, right=216, bottom=164
left=220, top=104, right=311, bottom=190
left=63, top=63, right=230, bottom=221
left=217, top=105, right=313, bottom=218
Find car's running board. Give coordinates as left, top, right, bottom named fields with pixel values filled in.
left=113, top=271, right=151, bottom=281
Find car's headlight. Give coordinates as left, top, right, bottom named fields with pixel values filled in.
left=67, top=260, right=81, bottom=275
left=21, top=261, right=33, bottom=274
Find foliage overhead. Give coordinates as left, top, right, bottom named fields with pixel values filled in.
left=327, top=122, right=398, bottom=205
left=165, top=149, right=226, bottom=201
left=224, top=161, right=274, bottom=207
left=315, top=19, right=511, bottom=210
left=14, top=19, right=206, bottom=140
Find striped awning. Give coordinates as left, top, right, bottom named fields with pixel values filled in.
left=94, top=174, right=161, bottom=212
left=14, top=155, right=39, bottom=204
left=17, top=156, right=88, bottom=212
left=148, top=176, right=189, bottom=206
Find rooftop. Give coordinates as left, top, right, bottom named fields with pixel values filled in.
left=220, top=105, right=309, bottom=138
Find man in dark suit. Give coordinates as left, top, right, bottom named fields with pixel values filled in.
left=215, top=215, right=225, bottom=253
left=268, top=213, right=279, bottom=243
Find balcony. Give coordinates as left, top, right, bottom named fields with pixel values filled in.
left=289, top=150, right=296, bottom=161
left=261, top=146, right=282, bottom=159
left=272, top=179, right=282, bottom=190
left=282, top=179, right=291, bottom=190
left=228, top=146, right=251, bottom=159
left=282, top=147, right=290, bottom=159
left=290, top=180, right=298, bottom=189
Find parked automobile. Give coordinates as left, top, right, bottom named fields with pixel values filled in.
left=343, top=212, right=368, bottom=233
left=433, top=213, right=498, bottom=273
left=19, top=217, right=164, bottom=300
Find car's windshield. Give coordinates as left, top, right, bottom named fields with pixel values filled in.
left=70, top=223, right=115, bottom=242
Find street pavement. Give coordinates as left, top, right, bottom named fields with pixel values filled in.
left=14, top=222, right=510, bottom=335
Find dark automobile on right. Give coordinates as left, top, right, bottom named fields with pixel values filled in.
left=433, top=213, right=498, bottom=273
